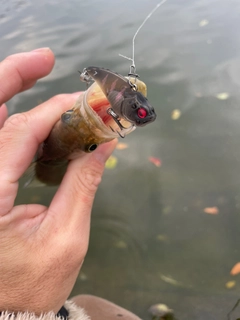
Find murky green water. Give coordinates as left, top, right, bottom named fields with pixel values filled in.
left=1, top=0, right=240, bottom=319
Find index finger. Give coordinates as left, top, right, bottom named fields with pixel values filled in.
left=0, top=93, right=81, bottom=216
left=0, top=48, right=55, bottom=105
left=0, top=104, right=8, bottom=128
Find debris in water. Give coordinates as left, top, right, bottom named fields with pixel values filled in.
left=149, top=157, right=162, bottom=167
left=203, top=207, right=219, bottom=215
left=230, top=262, right=240, bottom=276
left=225, top=281, right=236, bottom=289
left=199, top=19, right=209, bottom=27
left=162, top=206, right=172, bottom=215
left=78, top=272, right=88, bottom=281
left=149, top=303, right=174, bottom=320
left=216, top=92, right=229, bottom=100
left=156, top=234, right=168, bottom=242
left=116, top=142, right=129, bottom=150
left=195, top=92, right=202, bottom=98
left=105, top=155, right=118, bottom=169
left=114, top=240, right=128, bottom=249
left=171, top=109, right=181, bottom=120
left=160, top=274, right=181, bottom=286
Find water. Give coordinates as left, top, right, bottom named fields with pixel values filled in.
left=1, top=0, right=240, bottom=319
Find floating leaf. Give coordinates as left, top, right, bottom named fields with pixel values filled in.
left=230, top=262, right=240, bottom=275
left=148, top=304, right=173, bottom=318
left=203, top=206, right=219, bottom=215
left=199, top=19, right=209, bottom=27
left=162, top=206, right=172, bottom=215
left=195, top=92, right=202, bottom=98
left=114, top=240, right=127, bottom=249
left=160, top=275, right=181, bottom=286
left=216, top=92, right=230, bottom=100
left=105, top=155, right=118, bottom=169
left=30, top=195, right=41, bottom=203
left=116, top=143, right=128, bottom=150
left=156, top=234, right=168, bottom=242
left=78, top=272, right=88, bottom=281
left=149, top=157, right=161, bottom=167
left=226, top=281, right=236, bottom=289
left=171, top=109, right=181, bottom=120
left=159, top=274, right=192, bottom=289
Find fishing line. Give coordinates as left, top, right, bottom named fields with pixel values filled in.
left=119, top=0, right=169, bottom=75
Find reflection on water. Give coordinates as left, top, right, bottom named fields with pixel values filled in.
left=1, top=0, right=240, bottom=319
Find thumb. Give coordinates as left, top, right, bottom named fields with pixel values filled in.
left=0, top=104, right=8, bottom=129
left=47, top=139, right=117, bottom=230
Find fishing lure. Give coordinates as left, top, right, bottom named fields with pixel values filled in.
left=32, top=68, right=155, bottom=185
left=27, top=0, right=168, bottom=186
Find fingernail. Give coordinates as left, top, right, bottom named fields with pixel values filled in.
left=31, top=47, right=51, bottom=53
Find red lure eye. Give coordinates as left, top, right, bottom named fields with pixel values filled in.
left=137, top=108, right=147, bottom=119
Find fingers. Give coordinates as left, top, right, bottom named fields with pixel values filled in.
left=45, top=139, right=117, bottom=254
left=0, top=104, right=8, bottom=129
left=0, top=48, right=55, bottom=105
left=0, top=93, right=81, bottom=216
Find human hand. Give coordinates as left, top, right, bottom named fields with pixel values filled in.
left=0, top=49, right=117, bottom=314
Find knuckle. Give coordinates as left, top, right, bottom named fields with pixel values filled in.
left=50, top=94, right=68, bottom=105
left=4, top=112, right=29, bottom=130
left=0, top=113, right=30, bottom=157
left=73, top=160, right=104, bottom=199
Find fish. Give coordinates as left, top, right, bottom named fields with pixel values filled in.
left=26, top=67, right=157, bottom=186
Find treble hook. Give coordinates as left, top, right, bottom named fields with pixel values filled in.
left=107, top=108, right=128, bottom=138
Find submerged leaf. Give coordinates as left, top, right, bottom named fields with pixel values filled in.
left=216, top=92, right=229, bottom=100
left=149, top=157, right=161, bottom=167
left=171, top=109, right=181, bottom=120
left=148, top=304, right=174, bottom=318
left=160, top=274, right=181, bottom=286
left=230, top=262, right=240, bottom=275
left=226, top=281, right=236, bottom=289
left=114, top=240, right=128, bottom=249
left=116, top=143, right=129, bottom=150
left=105, top=155, right=118, bottom=169
left=156, top=234, right=168, bottom=242
left=162, top=206, right=172, bottom=215
left=203, top=207, right=219, bottom=214
left=78, top=272, right=88, bottom=281
left=199, top=19, right=209, bottom=27
left=159, top=274, right=192, bottom=289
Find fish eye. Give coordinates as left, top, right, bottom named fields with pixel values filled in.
left=137, top=108, right=147, bottom=119
left=61, top=110, right=73, bottom=123
left=88, top=144, right=98, bottom=152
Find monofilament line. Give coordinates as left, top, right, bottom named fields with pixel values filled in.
left=119, top=0, right=168, bottom=72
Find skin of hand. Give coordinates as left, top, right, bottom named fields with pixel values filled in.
left=0, top=48, right=117, bottom=314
